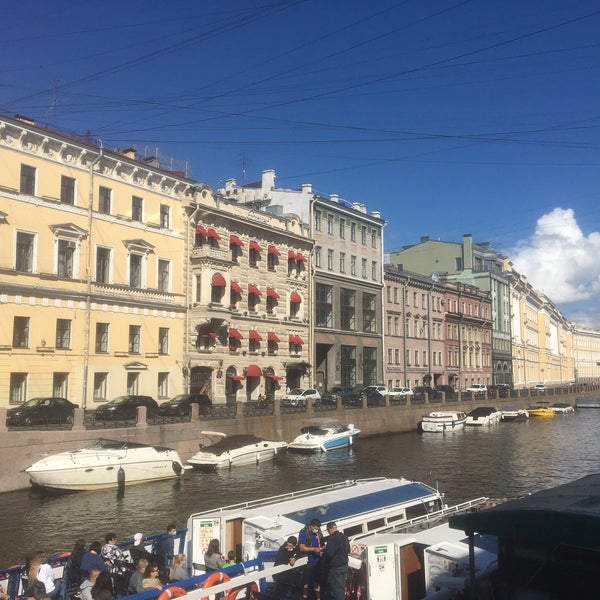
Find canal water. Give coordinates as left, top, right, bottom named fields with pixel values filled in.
left=1, top=409, right=599, bottom=568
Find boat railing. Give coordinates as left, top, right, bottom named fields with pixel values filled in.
left=348, top=497, right=489, bottom=542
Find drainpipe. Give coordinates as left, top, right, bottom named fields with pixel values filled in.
left=81, top=143, right=103, bottom=409
left=458, top=286, right=464, bottom=390
left=308, top=196, right=316, bottom=389
left=402, top=276, right=410, bottom=387
left=427, top=283, right=434, bottom=386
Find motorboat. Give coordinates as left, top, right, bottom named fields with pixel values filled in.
left=418, top=411, right=467, bottom=433
left=287, top=422, right=360, bottom=452
left=186, top=431, right=287, bottom=469
left=500, top=408, right=529, bottom=422
left=465, top=407, right=502, bottom=426
left=549, top=402, right=575, bottom=414
left=24, top=438, right=188, bottom=491
left=527, top=402, right=555, bottom=417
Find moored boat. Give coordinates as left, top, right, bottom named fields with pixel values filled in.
left=500, top=408, right=529, bottom=422
left=418, top=411, right=467, bottom=433
left=465, top=406, right=502, bottom=426
left=25, top=438, right=188, bottom=491
left=527, top=402, right=555, bottom=417
left=287, top=422, right=360, bottom=452
left=186, top=431, right=287, bottom=469
left=549, top=402, right=574, bottom=414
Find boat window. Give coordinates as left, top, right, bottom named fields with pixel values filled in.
left=366, top=518, right=385, bottom=530
left=387, top=511, right=406, bottom=523
left=405, top=503, right=428, bottom=519
left=343, top=524, right=364, bottom=537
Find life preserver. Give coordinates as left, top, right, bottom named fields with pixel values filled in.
left=224, top=582, right=259, bottom=600
left=157, top=586, right=187, bottom=600
left=200, top=572, right=231, bottom=600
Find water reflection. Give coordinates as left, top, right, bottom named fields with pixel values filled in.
left=2, top=410, right=599, bottom=567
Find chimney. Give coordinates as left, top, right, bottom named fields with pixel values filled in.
left=330, top=194, right=339, bottom=203
left=121, top=148, right=136, bottom=160
left=462, top=234, right=473, bottom=271
left=372, top=211, right=381, bottom=218
left=301, top=183, right=312, bottom=194
left=421, top=236, right=430, bottom=243
left=262, top=169, right=275, bottom=192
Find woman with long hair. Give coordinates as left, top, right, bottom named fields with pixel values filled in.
left=27, top=551, right=67, bottom=600
left=204, top=539, right=225, bottom=572
left=169, top=554, right=188, bottom=582
left=141, top=563, right=162, bottom=589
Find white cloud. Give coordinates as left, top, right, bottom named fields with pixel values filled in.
left=510, top=208, right=600, bottom=311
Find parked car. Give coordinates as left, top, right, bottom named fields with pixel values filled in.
left=158, top=393, right=212, bottom=416
left=466, top=384, right=488, bottom=393
left=388, top=387, right=414, bottom=399
left=533, top=383, right=547, bottom=393
left=412, top=386, right=435, bottom=396
left=94, top=395, right=159, bottom=420
left=281, top=388, right=320, bottom=408
left=496, top=384, right=512, bottom=398
left=6, top=397, right=78, bottom=426
left=360, top=385, right=388, bottom=397
left=320, top=386, right=358, bottom=406
left=434, top=385, right=456, bottom=398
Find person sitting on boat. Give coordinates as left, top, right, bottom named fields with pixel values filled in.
left=80, top=569, right=100, bottom=600
left=127, top=559, right=149, bottom=594
left=169, top=554, right=189, bottom=582
left=65, top=538, right=86, bottom=590
left=141, top=563, right=163, bottom=590
left=273, top=536, right=301, bottom=598
left=298, top=519, right=324, bottom=600
left=204, top=539, right=226, bottom=572
left=80, top=542, right=109, bottom=579
left=27, top=551, right=68, bottom=600
left=90, top=571, right=113, bottom=600
left=0, top=584, right=9, bottom=600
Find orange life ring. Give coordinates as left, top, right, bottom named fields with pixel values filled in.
left=200, top=572, right=231, bottom=600
left=157, top=586, right=187, bottom=600
left=224, top=582, right=259, bottom=600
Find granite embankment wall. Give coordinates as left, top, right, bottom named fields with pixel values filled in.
left=0, top=390, right=587, bottom=493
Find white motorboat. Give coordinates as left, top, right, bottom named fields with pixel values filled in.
left=287, top=422, right=360, bottom=452
left=25, top=438, right=188, bottom=491
left=465, top=406, right=502, bottom=426
left=186, top=431, right=287, bottom=469
left=418, top=411, right=467, bottom=433
left=549, top=402, right=575, bottom=414
left=500, top=408, right=529, bottom=422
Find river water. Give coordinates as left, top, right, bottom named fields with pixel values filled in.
left=2, top=409, right=599, bottom=568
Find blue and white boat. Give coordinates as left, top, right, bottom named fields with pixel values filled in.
left=288, top=422, right=360, bottom=452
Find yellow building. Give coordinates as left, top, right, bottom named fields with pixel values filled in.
left=0, top=115, right=192, bottom=408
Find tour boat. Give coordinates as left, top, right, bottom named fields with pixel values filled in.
left=418, top=411, right=467, bottom=433
left=500, top=408, right=529, bottom=422
left=24, top=439, right=188, bottom=491
left=186, top=431, right=287, bottom=469
left=465, top=407, right=502, bottom=427
left=549, top=402, right=574, bottom=414
left=287, top=422, right=360, bottom=452
left=527, top=402, right=555, bottom=417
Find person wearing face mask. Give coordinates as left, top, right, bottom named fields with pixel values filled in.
left=298, top=519, right=324, bottom=600
left=273, top=536, right=301, bottom=598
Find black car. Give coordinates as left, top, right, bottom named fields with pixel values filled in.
left=94, top=395, right=159, bottom=421
left=158, top=393, right=212, bottom=416
left=497, top=384, right=511, bottom=398
left=6, top=397, right=78, bottom=426
left=435, top=385, right=456, bottom=398
left=319, top=386, right=357, bottom=407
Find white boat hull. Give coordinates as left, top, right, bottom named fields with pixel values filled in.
left=419, top=412, right=467, bottom=433
left=288, top=424, right=360, bottom=453
left=25, top=441, right=186, bottom=491
left=187, top=441, right=287, bottom=469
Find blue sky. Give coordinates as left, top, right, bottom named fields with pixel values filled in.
left=3, top=1, right=600, bottom=325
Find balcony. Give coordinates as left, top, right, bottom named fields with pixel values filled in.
left=94, top=282, right=178, bottom=304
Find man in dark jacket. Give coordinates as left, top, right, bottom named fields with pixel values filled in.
left=322, top=522, right=349, bottom=600
left=273, top=536, right=301, bottom=598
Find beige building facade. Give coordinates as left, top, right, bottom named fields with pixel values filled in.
left=0, top=115, right=190, bottom=408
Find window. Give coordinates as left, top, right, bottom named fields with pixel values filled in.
left=340, top=345, right=356, bottom=387
left=339, top=252, right=346, bottom=273
left=56, top=319, right=71, bottom=349
left=96, top=247, right=111, bottom=283
left=20, top=164, right=36, bottom=195
left=456, top=257, right=463, bottom=271
left=13, top=317, right=29, bottom=348
left=129, top=254, right=142, bottom=288
left=371, top=230, right=377, bottom=248
left=60, top=176, right=76, bottom=205
left=362, top=347, right=377, bottom=386
left=327, top=249, right=334, bottom=271
left=414, top=350, right=419, bottom=366
left=314, top=247, right=321, bottom=268
left=158, top=372, right=169, bottom=398
left=127, top=372, right=139, bottom=395
left=160, top=204, right=170, bottom=228
left=129, top=325, right=141, bottom=354
left=394, top=316, right=399, bottom=335
left=327, top=214, right=334, bottom=234
left=340, top=289, right=355, bottom=330
left=316, top=283, right=333, bottom=328
left=16, top=231, right=35, bottom=272
left=290, top=293, right=301, bottom=318
left=10, top=373, right=27, bottom=404
left=158, top=259, right=170, bottom=293
left=361, top=258, right=367, bottom=278
left=363, top=293, right=376, bottom=332
left=158, top=327, right=169, bottom=355
left=132, top=196, right=143, bottom=221
left=361, top=225, right=367, bottom=245
left=350, top=222, right=356, bottom=242
left=423, top=350, right=428, bottom=366
left=53, top=372, right=68, bottom=397
left=57, top=239, right=75, bottom=278
left=99, top=186, right=112, bottom=214
left=371, top=261, right=377, bottom=280
left=95, top=323, right=109, bottom=353
left=339, top=218, right=346, bottom=238
left=249, top=247, right=260, bottom=266
left=93, top=373, right=108, bottom=401
left=350, top=255, right=356, bottom=276
left=315, top=210, right=321, bottom=231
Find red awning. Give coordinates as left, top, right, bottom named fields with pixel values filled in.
left=295, top=336, right=304, bottom=345
left=201, top=331, right=218, bottom=338
left=228, top=374, right=245, bottom=381
left=296, top=253, right=307, bottom=262
left=229, top=235, right=244, bottom=247
left=267, top=332, right=280, bottom=342
left=287, top=250, right=297, bottom=260
left=289, top=334, right=298, bottom=344
left=268, top=245, right=281, bottom=256
left=230, top=281, right=243, bottom=294
left=228, top=328, right=243, bottom=340
left=266, top=374, right=284, bottom=381
left=211, top=272, right=226, bottom=287
left=249, top=240, right=263, bottom=252
left=248, top=330, right=263, bottom=341
left=248, top=284, right=262, bottom=296
left=195, top=224, right=208, bottom=236
left=207, top=228, right=221, bottom=240
left=290, top=291, right=302, bottom=303
left=266, top=288, right=280, bottom=299
left=246, top=364, right=262, bottom=378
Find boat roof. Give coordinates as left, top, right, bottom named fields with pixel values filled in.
left=200, top=434, right=265, bottom=453
left=449, top=473, right=600, bottom=552
left=468, top=407, right=498, bottom=416
left=83, top=439, right=174, bottom=452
